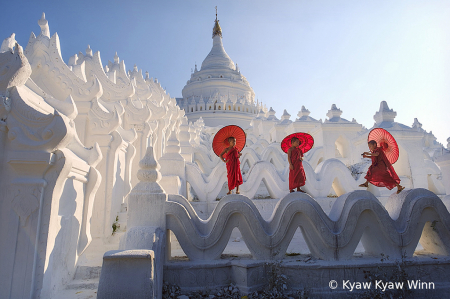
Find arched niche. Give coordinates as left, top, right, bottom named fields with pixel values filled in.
left=335, top=135, right=350, bottom=158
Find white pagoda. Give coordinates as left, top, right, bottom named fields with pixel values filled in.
left=176, top=11, right=264, bottom=127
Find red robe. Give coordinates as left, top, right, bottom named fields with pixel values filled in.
left=225, top=146, right=243, bottom=190
left=365, top=147, right=400, bottom=190
left=289, top=147, right=306, bottom=190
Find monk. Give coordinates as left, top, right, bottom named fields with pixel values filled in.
left=220, top=137, right=243, bottom=194
left=288, top=137, right=307, bottom=193
left=359, top=140, right=405, bottom=194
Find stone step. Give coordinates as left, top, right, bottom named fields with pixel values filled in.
left=66, top=278, right=98, bottom=290
left=74, top=266, right=102, bottom=280
left=53, top=266, right=101, bottom=298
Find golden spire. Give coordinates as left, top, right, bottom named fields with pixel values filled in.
left=212, top=6, right=222, bottom=38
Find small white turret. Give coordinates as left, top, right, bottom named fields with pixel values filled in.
left=412, top=118, right=423, bottom=131
left=326, top=104, right=343, bottom=121
left=267, top=107, right=278, bottom=121
left=86, top=45, right=92, bottom=57
left=38, top=13, right=50, bottom=38
left=374, top=101, right=397, bottom=125
left=281, top=109, right=291, bottom=121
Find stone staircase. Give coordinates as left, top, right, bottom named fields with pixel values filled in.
left=54, top=202, right=129, bottom=298
left=67, top=266, right=101, bottom=290
left=54, top=266, right=101, bottom=299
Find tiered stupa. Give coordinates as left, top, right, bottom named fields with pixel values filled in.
left=176, top=10, right=264, bottom=127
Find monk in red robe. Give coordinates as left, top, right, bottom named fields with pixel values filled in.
left=288, top=137, right=307, bottom=193
left=359, top=140, right=405, bottom=194
left=220, top=137, right=243, bottom=194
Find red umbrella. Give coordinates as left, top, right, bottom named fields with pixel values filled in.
left=368, top=128, right=399, bottom=164
left=281, top=132, right=314, bottom=154
left=212, top=125, right=246, bottom=157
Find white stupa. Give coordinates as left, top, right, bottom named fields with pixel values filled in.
left=176, top=10, right=264, bottom=127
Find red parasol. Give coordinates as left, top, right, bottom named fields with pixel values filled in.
left=281, top=132, right=314, bottom=154
left=367, top=128, right=399, bottom=164
left=212, top=125, right=246, bottom=157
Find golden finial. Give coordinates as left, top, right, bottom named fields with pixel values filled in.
left=212, top=6, right=222, bottom=38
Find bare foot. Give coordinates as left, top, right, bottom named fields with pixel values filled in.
left=359, top=182, right=368, bottom=188
left=236, top=191, right=240, bottom=194
left=298, top=189, right=306, bottom=193
left=227, top=191, right=232, bottom=195
left=290, top=190, right=294, bottom=193
left=396, top=186, right=405, bottom=194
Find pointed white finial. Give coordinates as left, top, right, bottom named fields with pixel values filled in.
left=114, top=52, right=119, bottom=64
left=374, top=101, right=397, bottom=125
left=136, top=147, right=164, bottom=193
left=326, top=104, right=343, bottom=120
left=267, top=107, right=278, bottom=121
left=68, top=54, right=78, bottom=66
left=145, top=71, right=149, bottom=80
left=38, top=12, right=50, bottom=38
left=298, top=105, right=310, bottom=118
left=164, top=130, right=181, bottom=155
left=86, top=45, right=92, bottom=57
left=281, top=109, right=291, bottom=120
left=412, top=118, right=422, bottom=130
left=179, top=118, right=190, bottom=144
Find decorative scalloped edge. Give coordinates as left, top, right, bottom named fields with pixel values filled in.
left=166, top=188, right=450, bottom=261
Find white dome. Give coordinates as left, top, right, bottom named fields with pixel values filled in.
left=200, top=36, right=235, bottom=71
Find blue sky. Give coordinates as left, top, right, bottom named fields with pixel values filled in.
left=1, top=0, right=449, bottom=144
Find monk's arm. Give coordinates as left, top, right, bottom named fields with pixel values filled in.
left=363, top=151, right=379, bottom=157
left=364, top=152, right=379, bottom=157
left=219, top=148, right=230, bottom=162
